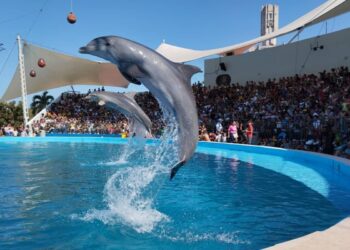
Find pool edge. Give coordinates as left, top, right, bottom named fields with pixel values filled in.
left=264, top=217, right=350, bottom=250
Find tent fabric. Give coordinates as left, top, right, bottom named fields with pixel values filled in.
left=1, top=43, right=129, bottom=101
left=156, top=0, right=350, bottom=62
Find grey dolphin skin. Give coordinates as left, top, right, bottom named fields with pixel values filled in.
left=80, top=36, right=201, bottom=179
left=87, top=91, right=152, bottom=137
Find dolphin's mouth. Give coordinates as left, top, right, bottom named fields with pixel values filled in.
left=83, top=95, right=91, bottom=100
left=79, top=45, right=98, bottom=54
left=84, top=95, right=100, bottom=103
left=79, top=46, right=89, bottom=54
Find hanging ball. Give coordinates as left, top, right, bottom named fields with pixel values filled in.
left=67, top=12, right=77, bottom=24
left=37, top=58, right=46, bottom=68
left=29, top=70, right=36, bottom=77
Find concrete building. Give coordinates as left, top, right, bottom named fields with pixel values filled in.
left=204, top=28, right=350, bottom=86
left=261, top=4, right=279, bottom=48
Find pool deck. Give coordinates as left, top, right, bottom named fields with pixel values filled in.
left=265, top=217, right=350, bottom=250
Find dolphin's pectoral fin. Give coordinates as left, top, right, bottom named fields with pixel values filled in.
left=121, top=71, right=142, bottom=85
left=120, top=64, right=147, bottom=85
left=176, top=64, right=202, bottom=84
left=170, top=159, right=186, bottom=180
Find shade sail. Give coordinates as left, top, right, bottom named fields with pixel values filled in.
left=2, top=0, right=350, bottom=101
left=1, top=43, right=129, bottom=101
left=156, top=0, right=350, bottom=62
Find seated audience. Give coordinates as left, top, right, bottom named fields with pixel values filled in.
left=2, top=66, right=350, bottom=160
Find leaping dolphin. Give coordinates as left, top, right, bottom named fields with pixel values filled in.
left=80, top=36, right=201, bottom=179
left=86, top=91, right=152, bottom=138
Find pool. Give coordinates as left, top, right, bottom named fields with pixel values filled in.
left=1, top=137, right=350, bottom=249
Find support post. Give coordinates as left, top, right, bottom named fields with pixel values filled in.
left=17, top=35, right=31, bottom=135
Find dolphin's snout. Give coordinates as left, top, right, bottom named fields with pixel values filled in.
left=84, top=94, right=105, bottom=106
left=83, top=95, right=92, bottom=100
left=79, top=42, right=98, bottom=54
left=84, top=95, right=100, bottom=103
left=80, top=37, right=109, bottom=54
left=79, top=46, right=89, bottom=54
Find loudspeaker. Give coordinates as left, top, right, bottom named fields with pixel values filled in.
left=216, top=74, right=231, bottom=86
left=219, top=62, right=227, bottom=71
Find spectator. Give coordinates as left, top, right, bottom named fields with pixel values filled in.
left=246, top=120, right=254, bottom=144
left=228, top=121, right=238, bottom=143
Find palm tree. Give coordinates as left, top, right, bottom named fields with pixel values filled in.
left=30, top=91, right=54, bottom=115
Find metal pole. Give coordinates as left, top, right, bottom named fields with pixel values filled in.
left=17, top=35, right=31, bottom=136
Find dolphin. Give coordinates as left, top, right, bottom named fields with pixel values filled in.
left=80, top=36, right=201, bottom=179
left=86, top=91, right=152, bottom=137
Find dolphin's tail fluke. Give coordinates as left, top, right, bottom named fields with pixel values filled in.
left=170, top=159, right=186, bottom=180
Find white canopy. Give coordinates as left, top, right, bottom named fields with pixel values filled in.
left=156, top=0, right=350, bottom=62
left=1, top=43, right=129, bottom=101
left=2, top=0, right=350, bottom=101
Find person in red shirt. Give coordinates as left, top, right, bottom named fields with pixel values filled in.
left=246, top=120, right=254, bottom=144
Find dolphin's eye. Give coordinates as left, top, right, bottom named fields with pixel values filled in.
left=105, top=42, right=111, bottom=46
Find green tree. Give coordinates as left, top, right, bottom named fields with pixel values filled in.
left=0, top=101, right=23, bottom=128
left=30, top=91, right=54, bottom=115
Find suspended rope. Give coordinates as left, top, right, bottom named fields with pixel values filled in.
left=330, top=17, right=336, bottom=33
left=25, top=39, right=78, bottom=57
left=0, top=0, right=49, bottom=80
left=67, top=0, right=77, bottom=24
left=0, top=41, right=16, bottom=77
left=298, top=21, right=328, bottom=75
left=25, top=0, right=50, bottom=38
left=24, top=40, right=52, bottom=78
left=0, top=13, right=35, bottom=26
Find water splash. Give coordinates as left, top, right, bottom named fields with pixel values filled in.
left=80, top=164, right=169, bottom=232
left=77, top=108, right=180, bottom=233
left=157, top=231, right=251, bottom=245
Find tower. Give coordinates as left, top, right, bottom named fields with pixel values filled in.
left=261, top=4, right=279, bottom=47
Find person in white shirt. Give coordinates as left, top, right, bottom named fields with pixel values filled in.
left=216, top=119, right=223, bottom=134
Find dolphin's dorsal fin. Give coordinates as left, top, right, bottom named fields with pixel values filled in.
left=124, top=92, right=136, bottom=100
left=176, top=63, right=202, bottom=84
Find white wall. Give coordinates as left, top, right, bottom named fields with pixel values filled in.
left=204, top=28, right=350, bottom=86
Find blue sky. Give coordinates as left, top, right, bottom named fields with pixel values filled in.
left=0, top=0, right=350, bottom=100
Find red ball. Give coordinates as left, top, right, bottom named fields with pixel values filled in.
left=67, top=12, right=77, bottom=24
left=38, top=58, right=46, bottom=68
left=29, top=70, right=36, bottom=77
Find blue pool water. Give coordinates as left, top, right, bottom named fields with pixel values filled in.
left=1, top=138, right=350, bottom=249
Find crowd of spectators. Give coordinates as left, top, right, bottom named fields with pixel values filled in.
left=194, top=66, right=350, bottom=157
left=0, top=101, right=24, bottom=136
left=45, top=91, right=128, bottom=135
left=2, top=67, right=350, bottom=158
left=0, top=124, right=34, bottom=137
